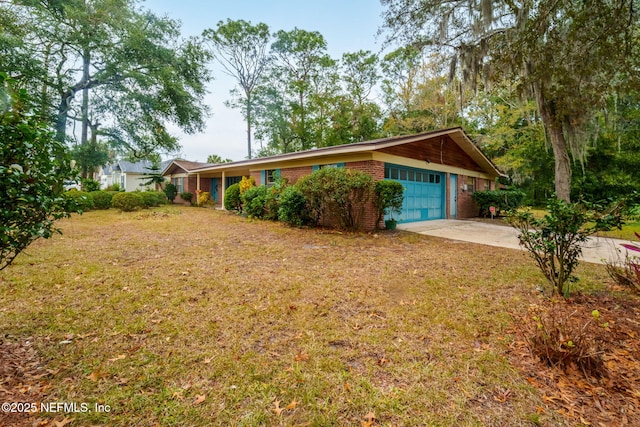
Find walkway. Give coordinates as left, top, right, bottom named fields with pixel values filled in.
left=397, top=219, right=636, bottom=265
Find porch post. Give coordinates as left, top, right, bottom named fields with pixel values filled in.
left=221, top=171, right=226, bottom=210
left=197, top=173, right=201, bottom=192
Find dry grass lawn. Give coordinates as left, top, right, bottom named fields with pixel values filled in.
left=0, top=207, right=622, bottom=426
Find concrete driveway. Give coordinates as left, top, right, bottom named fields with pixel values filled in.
left=397, top=219, right=635, bottom=265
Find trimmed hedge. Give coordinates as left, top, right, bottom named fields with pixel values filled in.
left=140, top=191, right=166, bottom=208
left=112, top=192, right=145, bottom=212
left=89, top=190, right=114, bottom=209
left=472, top=189, right=526, bottom=217
left=63, top=190, right=94, bottom=212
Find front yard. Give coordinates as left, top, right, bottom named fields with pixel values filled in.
left=0, top=207, right=637, bottom=426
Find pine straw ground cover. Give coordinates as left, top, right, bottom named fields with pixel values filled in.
left=0, top=207, right=638, bottom=427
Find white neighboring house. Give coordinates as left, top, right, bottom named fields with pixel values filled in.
left=99, top=160, right=172, bottom=191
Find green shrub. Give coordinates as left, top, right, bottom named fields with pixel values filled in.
left=140, top=191, right=165, bottom=208
left=224, top=183, right=242, bottom=211
left=278, top=186, right=310, bottom=227
left=89, top=191, right=114, bottom=209
left=164, top=183, right=177, bottom=203
left=112, top=192, right=145, bottom=212
left=81, top=178, right=101, bottom=192
left=242, top=185, right=269, bottom=218
left=374, top=180, right=404, bottom=227
left=180, top=192, right=193, bottom=204
left=155, top=192, right=168, bottom=205
left=296, top=167, right=374, bottom=231
left=472, top=189, right=526, bottom=217
left=106, top=183, right=121, bottom=192
left=63, top=190, right=94, bottom=212
left=508, top=197, right=622, bottom=296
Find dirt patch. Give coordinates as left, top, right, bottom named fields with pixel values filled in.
left=508, top=292, right=640, bottom=426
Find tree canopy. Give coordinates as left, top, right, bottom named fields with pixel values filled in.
left=381, top=0, right=640, bottom=201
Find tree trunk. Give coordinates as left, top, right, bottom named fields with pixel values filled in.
left=81, top=49, right=90, bottom=146
left=246, top=95, right=252, bottom=159
left=535, top=85, right=572, bottom=202
left=549, top=125, right=572, bottom=202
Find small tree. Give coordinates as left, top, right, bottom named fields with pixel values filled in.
left=164, top=183, right=177, bottom=203
left=374, top=180, right=404, bottom=228
left=0, top=73, right=77, bottom=270
left=508, top=197, right=622, bottom=297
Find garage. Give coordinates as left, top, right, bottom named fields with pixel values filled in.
left=384, top=163, right=445, bottom=222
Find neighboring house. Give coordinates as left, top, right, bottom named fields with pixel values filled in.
left=99, top=159, right=172, bottom=191
left=161, top=160, right=213, bottom=203
left=162, top=127, right=504, bottom=230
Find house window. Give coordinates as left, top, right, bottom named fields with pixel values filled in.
left=226, top=176, right=242, bottom=187
left=172, top=177, right=184, bottom=194
left=466, top=176, right=475, bottom=193
left=265, top=169, right=276, bottom=186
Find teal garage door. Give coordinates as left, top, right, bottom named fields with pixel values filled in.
left=384, top=164, right=445, bottom=222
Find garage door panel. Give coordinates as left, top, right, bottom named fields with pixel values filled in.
left=384, top=164, right=445, bottom=223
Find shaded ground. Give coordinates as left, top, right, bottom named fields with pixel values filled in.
left=0, top=207, right=638, bottom=426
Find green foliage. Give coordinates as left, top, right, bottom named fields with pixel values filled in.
left=239, top=176, right=256, bottom=195
left=242, top=185, right=269, bottom=219
left=164, top=183, right=177, bottom=203
left=111, top=192, right=145, bottom=212
left=139, top=163, right=167, bottom=190
left=89, top=191, right=114, bottom=210
left=106, top=183, right=121, bottom=192
left=471, top=189, right=525, bottom=217
left=81, top=178, right=101, bottom=192
left=296, top=167, right=375, bottom=231
left=62, top=190, right=95, bottom=212
left=140, top=191, right=165, bottom=208
left=180, top=192, right=193, bottom=203
left=224, top=183, right=242, bottom=211
left=374, top=180, right=405, bottom=226
left=278, top=186, right=310, bottom=227
left=0, top=73, right=77, bottom=271
left=508, top=197, right=623, bottom=296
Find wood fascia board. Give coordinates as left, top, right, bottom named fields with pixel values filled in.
left=372, top=152, right=495, bottom=179
left=246, top=152, right=375, bottom=172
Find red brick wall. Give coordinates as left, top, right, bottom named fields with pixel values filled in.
left=344, top=160, right=385, bottom=231
left=250, top=171, right=262, bottom=186
left=281, top=166, right=313, bottom=184
left=457, top=175, right=480, bottom=218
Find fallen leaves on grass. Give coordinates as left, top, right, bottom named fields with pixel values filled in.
left=193, top=394, right=206, bottom=405
left=509, top=292, right=640, bottom=426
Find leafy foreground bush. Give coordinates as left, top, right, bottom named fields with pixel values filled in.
left=296, top=167, right=374, bottom=231
left=472, top=189, right=525, bottom=217
left=242, top=185, right=269, bottom=218
left=112, top=192, right=145, bottom=212
left=224, top=183, right=242, bottom=211
left=1, top=71, right=78, bottom=270
left=374, top=180, right=404, bottom=227
left=63, top=190, right=94, bottom=212
left=89, top=191, right=114, bottom=210
left=508, top=197, right=622, bottom=297
left=278, top=186, right=310, bottom=227
left=180, top=192, right=193, bottom=204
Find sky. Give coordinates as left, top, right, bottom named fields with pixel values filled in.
left=142, top=0, right=388, bottom=162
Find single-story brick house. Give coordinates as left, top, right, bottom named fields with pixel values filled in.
left=162, top=127, right=504, bottom=230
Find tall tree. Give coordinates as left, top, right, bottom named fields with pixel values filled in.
left=381, top=0, right=640, bottom=201
left=203, top=19, right=271, bottom=159
left=271, top=28, right=328, bottom=151
left=2, top=0, right=211, bottom=160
